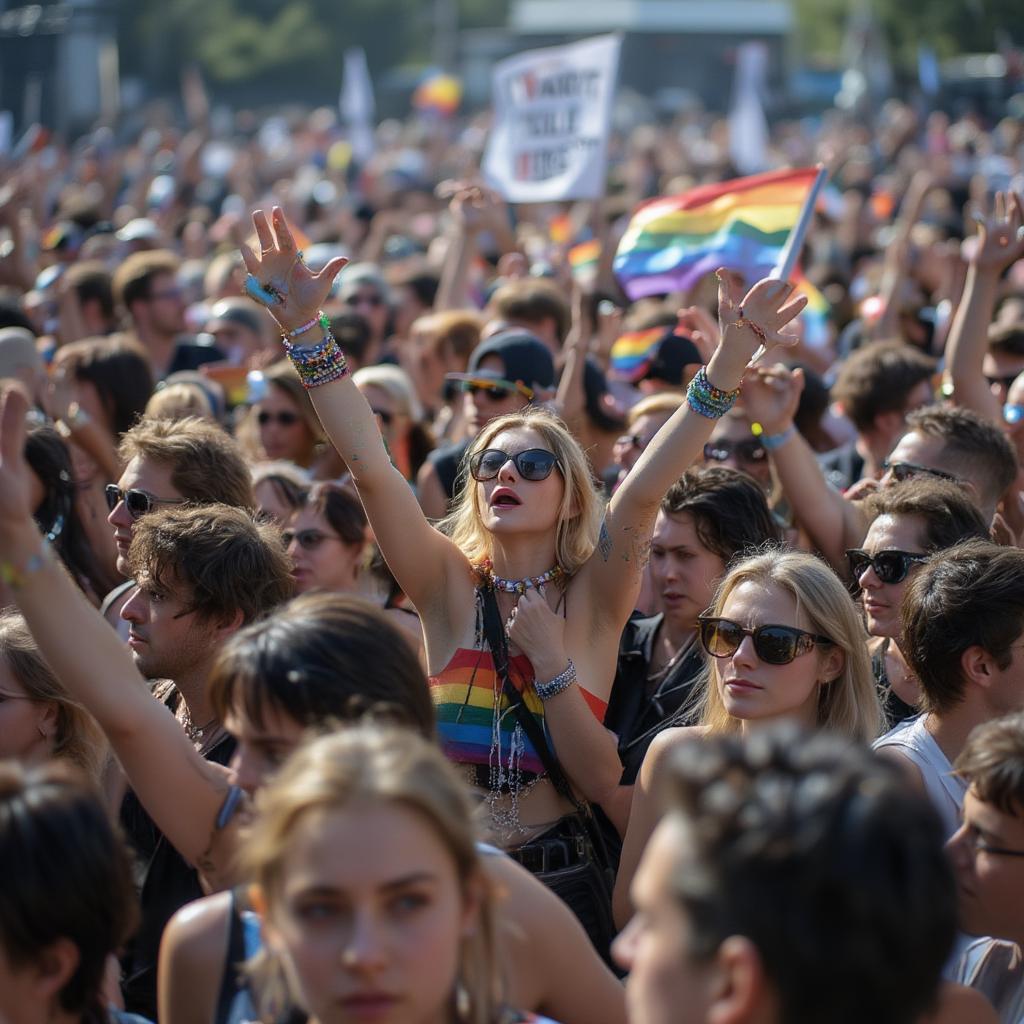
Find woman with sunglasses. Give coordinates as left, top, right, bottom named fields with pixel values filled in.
left=702, top=410, right=772, bottom=493
left=612, top=548, right=882, bottom=925
left=240, top=361, right=324, bottom=469
left=847, top=478, right=989, bottom=727
left=233, top=208, right=804, bottom=918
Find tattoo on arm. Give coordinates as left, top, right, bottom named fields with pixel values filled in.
left=598, top=520, right=612, bottom=562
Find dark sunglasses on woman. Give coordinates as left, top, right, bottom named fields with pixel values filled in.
left=845, top=548, right=928, bottom=584
left=697, top=615, right=834, bottom=665
left=104, top=485, right=187, bottom=520
left=258, top=410, right=299, bottom=427
left=282, top=528, right=341, bottom=551
left=469, top=448, right=561, bottom=482
left=703, top=439, right=767, bottom=464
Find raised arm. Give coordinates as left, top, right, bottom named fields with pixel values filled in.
left=579, top=272, right=807, bottom=626
left=948, top=192, right=1024, bottom=423
left=741, top=363, right=868, bottom=571
left=0, top=386, right=228, bottom=869
left=242, top=208, right=472, bottom=621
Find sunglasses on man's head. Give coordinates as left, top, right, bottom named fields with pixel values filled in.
left=703, top=439, right=767, bottom=465
left=469, top=448, right=561, bottom=482
left=845, top=548, right=928, bottom=585
left=883, top=460, right=959, bottom=484
left=257, top=410, right=299, bottom=427
left=458, top=377, right=534, bottom=402
left=105, top=485, right=186, bottom=520
left=697, top=615, right=834, bottom=665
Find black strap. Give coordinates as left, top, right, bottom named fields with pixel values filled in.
left=478, top=586, right=581, bottom=809
left=213, top=887, right=247, bottom=1024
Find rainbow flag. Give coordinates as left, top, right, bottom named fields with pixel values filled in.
left=793, top=269, right=831, bottom=350
left=413, top=73, right=462, bottom=117
left=610, top=326, right=664, bottom=380
left=568, top=239, right=601, bottom=284
left=613, top=167, right=819, bottom=300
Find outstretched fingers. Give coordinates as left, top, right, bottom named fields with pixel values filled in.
left=271, top=207, right=296, bottom=251
left=252, top=209, right=275, bottom=254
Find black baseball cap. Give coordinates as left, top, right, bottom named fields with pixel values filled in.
left=448, top=330, right=555, bottom=400
left=641, top=329, right=703, bottom=386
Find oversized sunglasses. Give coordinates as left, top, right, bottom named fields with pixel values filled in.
left=703, top=439, right=767, bottom=464
left=457, top=377, right=535, bottom=402
left=698, top=615, right=834, bottom=665
left=257, top=410, right=299, bottom=427
left=105, top=485, right=187, bottom=520
left=469, top=448, right=561, bottom=482
left=846, top=548, right=928, bottom=585
left=282, top=528, right=342, bottom=551
left=883, top=460, right=959, bottom=484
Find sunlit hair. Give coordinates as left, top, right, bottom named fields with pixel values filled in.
left=0, top=611, right=107, bottom=783
left=442, top=407, right=605, bottom=575
left=241, top=726, right=500, bottom=1024
left=696, top=550, right=882, bottom=742
left=144, top=382, right=214, bottom=422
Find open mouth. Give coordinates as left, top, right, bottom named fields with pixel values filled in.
left=490, top=488, right=522, bottom=508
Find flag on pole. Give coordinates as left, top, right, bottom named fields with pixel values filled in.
left=340, top=48, right=376, bottom=165
left=613, top=167, right=819, bottom=300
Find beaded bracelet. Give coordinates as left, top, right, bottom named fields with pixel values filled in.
left=534, top=659, right=577, bottom=702
left=686, top=366, right=740, bottom=419
left=761, top=424, right=796, bottom=450
left=284, top=311, right=330, bottom=341
left=284, top=324, right=349, bottom=390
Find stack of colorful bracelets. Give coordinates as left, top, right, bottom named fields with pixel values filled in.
left=281, top=311, right=349, bottom=390
left=686, top=366, right=741, bottom=419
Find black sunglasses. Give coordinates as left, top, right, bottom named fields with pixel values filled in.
left=282, top=528, right=342, bottom=551
left=697, top=615, right=834, bottom=666
left=105, top=484, right=186, bottom=520
left=615, top=433, right=644, bottom=452
left=345, top=292, right=383, bottom=308
left=846, top=548, right=928, bottom=585
left=469, top=448, right=561, bottom=482
left=883, top=460, right=959, bottom=484
left=258, top=410, right=299, bottom=427
left=703, top=439, right=767, bottom=464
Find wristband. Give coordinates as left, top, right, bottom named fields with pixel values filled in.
left=0, top=539, right=51, bottom=589
left=760, top=425, right=796, bottom=450
left=284, top=311, right=329, bottom=341
left=686, top=366, right=740, bottom=420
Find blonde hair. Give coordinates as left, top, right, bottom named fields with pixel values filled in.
left=241, top=726, right=501, bottom=1024
left=442, top=406, right=605, bottom=576
left=627, top=392, right=684, bottom=427
left=353, top=364, right=425, bottom=422
left=144, top=382, right=214, bottom=422
left=0, top=611, right=107, bottom=782
left=696, top=550, right=882, bottom=742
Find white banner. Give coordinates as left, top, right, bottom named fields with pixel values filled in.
left=340, top=48, right=376, bottom=165
left=483, top=34, right=621, bottom=204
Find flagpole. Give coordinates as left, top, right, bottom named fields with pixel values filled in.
left=748, top=163, right=829, bottom=364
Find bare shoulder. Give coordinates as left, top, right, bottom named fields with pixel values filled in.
left=921, top=983, right=999, bottom=1024
left=641, top=725, right=707, bottom=784
left=162, top=889, right=233, bottom=960
left=874, top=745, right=927, bottom=792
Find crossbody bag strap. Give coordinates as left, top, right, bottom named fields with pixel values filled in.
left=478, top=587, right=581, bottom=809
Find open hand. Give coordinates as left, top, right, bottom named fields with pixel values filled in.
left=716, top=269, right=807, bottom=367
left=740, top=363, right=805, bottom=435
left=240, top=207, right=348, bottom=332
left=968, top=191, right=1024, bottom=274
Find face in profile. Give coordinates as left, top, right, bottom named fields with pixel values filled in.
left=262, top=801, right=479, bottom=1024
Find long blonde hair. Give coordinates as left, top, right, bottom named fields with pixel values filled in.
left=0, top=611, right=107, bottom=782
left=696, top=550, right=883, bottom=742
left=241, top=726, right=502, bottom=1024
left=442, top=407, right=605, bottom=576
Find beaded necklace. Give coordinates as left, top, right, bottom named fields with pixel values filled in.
left=478, top=561, right=565, bottom=595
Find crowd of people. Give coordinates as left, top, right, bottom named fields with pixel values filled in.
left=0, top=87, right=1024, bottom=1024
